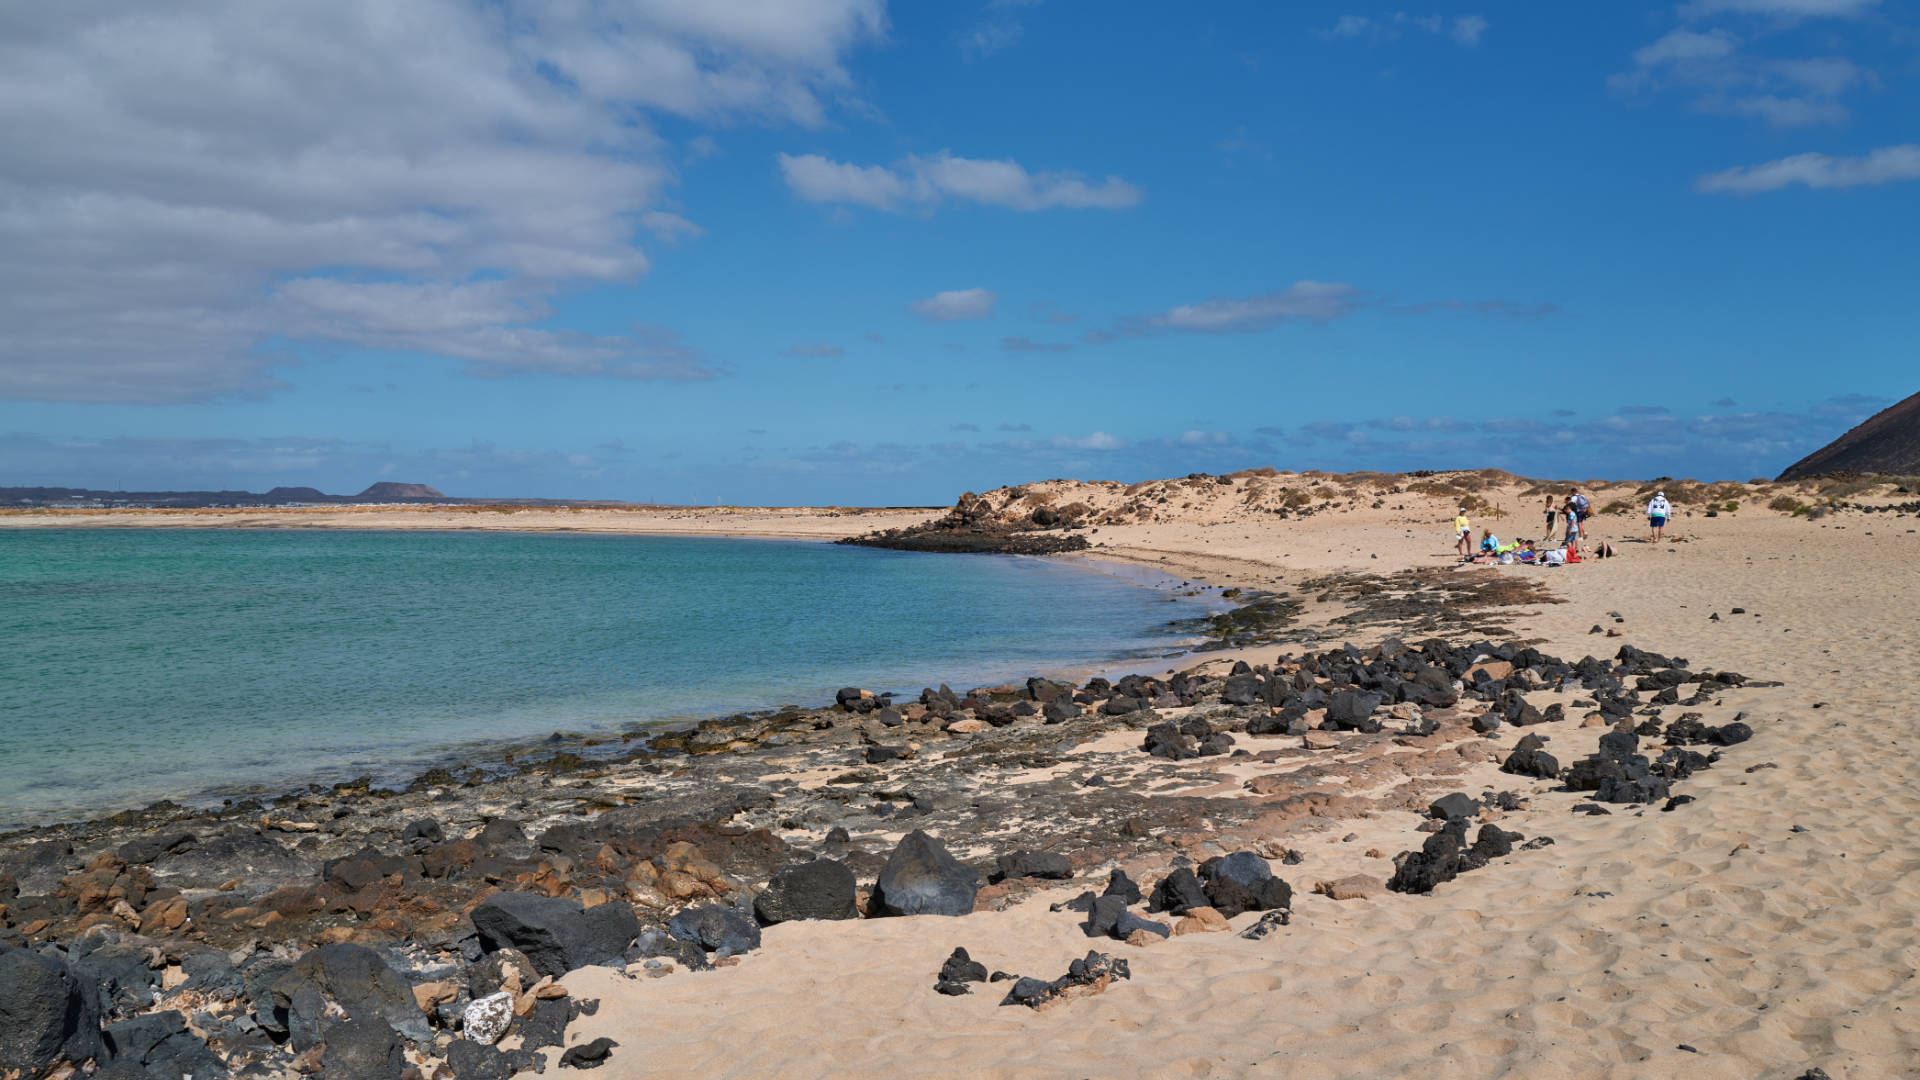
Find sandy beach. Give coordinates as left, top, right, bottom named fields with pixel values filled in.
left=549, top=475, right=1920, bottom=1079
left=4, top=471, right=1917, bottom=1080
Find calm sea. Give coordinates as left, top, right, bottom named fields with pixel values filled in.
left=0, top=528, right=1209, bottom=828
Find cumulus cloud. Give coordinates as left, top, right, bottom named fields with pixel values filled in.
left=776, top=151, right=1142, bottom=212
left=1324, top=13, right=1490, bottom=46
left=1150, top=282, right=1364, bottom=332
left=784, top=343, right=846, bottom=358
left=909, top=287, right=997, bottom=322
left=0, top=0, right=884, bottom=403
left=1696, top=145, right=1920, bottom=193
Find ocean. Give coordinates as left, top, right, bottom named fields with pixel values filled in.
left=0, top=528, right=1212, bottom=829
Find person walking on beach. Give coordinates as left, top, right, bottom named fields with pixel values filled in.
left=1543, top=494, right=1557, bottom=540
left=1567, top=489, right=1590, bottom=543
left=1455, top=507, right=1471, bottom=559
left=1646, top=490, right=1671, bottom=542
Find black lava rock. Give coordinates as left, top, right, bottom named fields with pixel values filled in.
left=269, top=944, right=430, bottom=1048
left=1501, top=734, right=1560, bottom=780
left=1428, top=793, right=1481, bottom=821
left=559, top=1037, right=618, bottom=1070
left=0, top=946, right=102, bottom=1077
left=1146, top=867, right=1210, bottom=915
left=1197, top=853, right=1292, bottom=918
left=754, top=859, right=858, bottom=925
left=935, top=947, right=989, bottom=994
left=993, top=851, right=1072, bottom=882
left=101, top=1011, right=226, bottom=1080
left=869, top=830, right=980, bottom=917
left=668, top=905, right=762, bottom=956
left=470, top=893, right=640, bottom=979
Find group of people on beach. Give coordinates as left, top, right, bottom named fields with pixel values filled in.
left=1453, top=487, right=1673, bottom=564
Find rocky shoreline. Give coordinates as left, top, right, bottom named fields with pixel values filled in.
left=0, top=566, right=1782, bottom=1080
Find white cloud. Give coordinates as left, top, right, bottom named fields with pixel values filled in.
left=1451, top=15, right=1490, bottom=46
left=1150, top=282, right=1363, bottom=332
left=1611, top=25, right=1865, bottom=129
left=1695, top=145, right=1920, bottom=193
left=641, top=212, right=707, bottom=245
left=1681, top=0, right=1879, bottom=17
left=776, top=151, right=1142, bottom=212
left=0, top=0, right=883, bottom=403
left=1052, top=432, right=1124, bottom=450
left=1632, top=28, right=1738, bottom=66
left=909, top=287, right=998, bottom=322
left=1322, top=13, right=1489, bottom=46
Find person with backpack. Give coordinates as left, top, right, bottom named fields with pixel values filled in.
left=1568, top=489, right=1591, bottom=542
left=1646, top=490, right=1671, bottom=542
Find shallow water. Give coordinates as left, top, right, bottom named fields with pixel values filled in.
left=0, top=529, right=1210, bottom=828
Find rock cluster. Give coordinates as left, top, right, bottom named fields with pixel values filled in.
left=999, top=951, right=1131, bottom=1008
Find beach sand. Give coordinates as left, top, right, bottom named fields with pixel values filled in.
left=8, top=475, right=1918, bottom=1078
left=549, top=480, right=1920, bottom=1080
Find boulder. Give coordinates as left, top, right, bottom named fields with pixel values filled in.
left=1428, top=793, right=1481, bottom=821
left=311, top=1015, right=405, bottom=1080
left=1082, top=895, right=1169, bottom=941
left=1146, top=867, right=1210, bottom=916
left=1501, top=734, right=1560, bottom=780
left=753, top=860, right=858, bottom=925
left=869, top=831, right=979, bottom=918
left=470, top=893, right=639, bottom=978
left=1325, top=691, right=1383, bottom=732
left=993, top=851, right=1072, bottom=882
left=269, top=944, right=431, bottom=1047
left=0, top=945, right=103, bottom=1076
left=446, top=1039, right=513, bottom=1080
left=100, top=1010, right=226, bottom=1080
left=1197, top=853, right=1292, bottom=918
left=668, top=905, right=761, bottom=956
left=1101, top=869, right=1143, bottom=905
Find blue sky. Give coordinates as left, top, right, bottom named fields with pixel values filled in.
left=1, top=0, right=1915, bottom=503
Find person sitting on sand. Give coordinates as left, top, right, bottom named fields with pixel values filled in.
left=1479, top=529, right=1501, bottom=554
left=1646, top=491, right=1671, bottom=542
left=1455, top=507, right=1471, bottom=559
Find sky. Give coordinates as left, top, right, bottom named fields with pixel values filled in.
left=2, top=0, right=1916, bottom=504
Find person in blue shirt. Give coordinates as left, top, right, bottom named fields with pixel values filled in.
left=1479, top=529, right=1500, bottom=554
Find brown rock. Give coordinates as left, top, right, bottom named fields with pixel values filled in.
left=1465, top=660, right=1513, bottom=683
left=1172, top=906, right=1229, bottom=936
left=1124, top=928, right=1162, bottom=947
left=412, top=981, right=459, bottom=1013
left=1303, top=731, right=1339, bottom=750
left=1581, top=713, right=1607, bottom=727
left=578, top=887, right=609, bottom=909
left=1313, top=875, right=1385, bottom=901
left=946, top=718, right=988, bottom=735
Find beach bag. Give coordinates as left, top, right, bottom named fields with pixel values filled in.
left=1572, top=494, right=1590, bottom=516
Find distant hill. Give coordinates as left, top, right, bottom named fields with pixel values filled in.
left=1777, top=390, right=1920, bottom=481
left=356, top=482, right=446, bottom=500
left=2, top=482, right=453, bottom=509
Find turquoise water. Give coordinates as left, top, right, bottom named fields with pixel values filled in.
left=0, top=529, right=1208, bottom=828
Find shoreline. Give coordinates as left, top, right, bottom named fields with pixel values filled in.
left=5, top=476, right=1918, bottom=1078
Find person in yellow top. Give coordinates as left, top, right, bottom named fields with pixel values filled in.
left=1454, top=507, right=1471, bottom=559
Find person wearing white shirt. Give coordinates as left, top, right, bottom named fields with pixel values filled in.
left=1646, top=491, right=1671, bottom=542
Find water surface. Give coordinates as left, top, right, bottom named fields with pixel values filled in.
left=0, top=528, right=1208, bottom=828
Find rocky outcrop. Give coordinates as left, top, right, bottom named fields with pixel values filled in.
left=1777, top=388, right=1920, bottom=480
